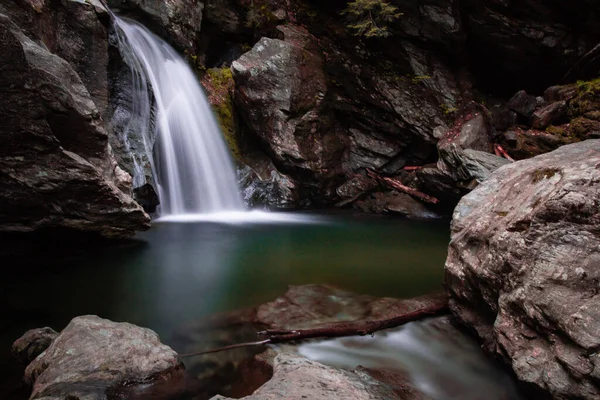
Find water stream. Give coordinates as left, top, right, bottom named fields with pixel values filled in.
left=114, top=17, right=244, bottom=215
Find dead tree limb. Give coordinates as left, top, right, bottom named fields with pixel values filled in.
left=366, top=169, right=439, bottom=204
left=181, top=302, right=448, bottom=358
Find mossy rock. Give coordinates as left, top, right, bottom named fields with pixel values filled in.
left=202, top=67, right=242, bottom=160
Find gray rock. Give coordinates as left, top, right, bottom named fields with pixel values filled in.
left=531, top=101, right=568, bottom=129
left=355, top=192, right=439, bottom=219
left=25, top=316, right=185, bottom=400
left=12, top=328, right=58, bottom=366
left=0, top=8, right=149, bottom=238
left=232, top=25, right=340, bottom=177
left=439, top=145, right=511, bottom=183
left=507, top=90, right=539, bottom=118
left=211, top=352, right=400, bottom=400
left=107, top=0, right=203, bottom=52
left=445, top=139, right=600, bottom=399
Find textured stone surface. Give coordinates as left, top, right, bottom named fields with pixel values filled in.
left=445, top=140, right=600, bottom=399
left=25, top=316, right=185, bottom=400
left=211, top=352, right=399, bottom=400
left=0, top=4, right=149, bottom=239
left=107, top=0, right=203, bottom=52
left=11, top=328, right=58, bottom=366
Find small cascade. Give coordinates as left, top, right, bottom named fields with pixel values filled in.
left=113, top=16, right=244, bottom=216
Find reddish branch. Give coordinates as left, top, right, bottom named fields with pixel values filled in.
left=494, top=144, right=515, bottom=162
left=366, top=169, right=439, bottom=205
left=402, top=166, right=423, bottom=171
left=180, top=302, right=448, bottom=358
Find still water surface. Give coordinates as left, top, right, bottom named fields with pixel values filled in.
left=1, top=213, right=452, bottom=396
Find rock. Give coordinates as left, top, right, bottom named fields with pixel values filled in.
left=531, top=101, right=568, bottom=129
left=436, top=106, right=505, bottom=184
left=24, top=316, right=185, bottom=400
left=354, top=192, right=439, bottom=219
left=497, top=128, right=569, bottom=160
left=232, top=24, right=342, bottom=185
left=133, top=183, right=160, bottom=214
left=491, top=106, right=518, bottom=131
left=439, top=146, right=511, bottom=183
left=0, top=7, right=149, bottom=239
left=415, top=167, right=469, bottom=209
left=507, top=90, right=539, bottom=118
left=238, top=163, right=301, bottom=210
left=544, top=84, right=578, bottom=102
left=212, top=352, right=400, bottom=400
left=107, top=0, right=203, bottom=53
left=11, top=328, right=58, bottom=366
left=445, top=140, right=600, bottom=399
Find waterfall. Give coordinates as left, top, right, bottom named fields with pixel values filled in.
left=112, top=16, right=244, bottom=216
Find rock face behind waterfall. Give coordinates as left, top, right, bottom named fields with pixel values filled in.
left=445, top=140, right=600, bottom=398
left=0, top=1, right=149, bottom=241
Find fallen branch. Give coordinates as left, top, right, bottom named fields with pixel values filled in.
left=366, top=169, right=439, bottom=204
left=494, top=144, right=515, bottom=162
left=180, top=302, right=448, bottom=358
left=402, top=166, right=423, bottom=171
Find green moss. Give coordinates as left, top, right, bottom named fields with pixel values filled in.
left=440, top=103, right=458, bottom=115
left=546, top=125, right=567, bottom=137
left=411, top=75, right=431, bottom=84
left=570, top=78, right=600, bottom=117
left=205, top=68, right=241, bottom=160
left=531, top=168, right=561, bottom=183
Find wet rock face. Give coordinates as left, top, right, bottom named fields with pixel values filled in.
left=107, top=0, right=204, bottom=53
left=445, top=140, right=600, bottom=398
left=0, top=2, right=150, bottom=239
left=232, top=24, right=344, bottom=191
left=23, top=316, right=185, bottom=400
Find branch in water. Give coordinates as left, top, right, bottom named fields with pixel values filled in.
left=181, top=302, right=448, bottom=358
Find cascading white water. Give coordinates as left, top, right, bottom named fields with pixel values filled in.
left=113, top=16, right=244, bottom=216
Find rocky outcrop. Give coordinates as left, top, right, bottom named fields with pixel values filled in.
left=21, top=316, right=185, bottom=400
left=107, top=0, right=204, bottom=53
left=0, top=1, right=150, bottom=239
left=445, top=140, right=600, bottom=398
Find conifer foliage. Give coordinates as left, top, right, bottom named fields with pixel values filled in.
left=342, top=0, right=402, bottom=38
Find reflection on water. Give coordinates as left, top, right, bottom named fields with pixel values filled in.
left=0, top=214, right=449, bottom=373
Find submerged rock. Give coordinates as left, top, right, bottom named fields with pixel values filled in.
left=0, top=3, right=150, bottom=239
left=23, top=316, right=185, bottom=400
left=445, top=140, right=600, bottom=399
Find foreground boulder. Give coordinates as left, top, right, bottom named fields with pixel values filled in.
left=21, top=316, right=185, bottom=400
left=445, top=140, right=600, bottom=398
left=0, top=2, right=149, bottom=239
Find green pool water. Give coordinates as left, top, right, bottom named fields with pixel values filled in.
left=0, top=213, right=450, bottom=391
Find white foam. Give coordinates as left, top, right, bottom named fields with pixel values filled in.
left=154, top=211, right=325, bottom=225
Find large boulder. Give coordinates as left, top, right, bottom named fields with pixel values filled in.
left=232, top=24, right=344, bottom=187
left=23, top=316, right=185, bottom=400
left=0, top=4, right=150, bottom=239
left=445, top=140, right=600, bottom=398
